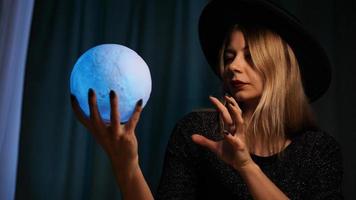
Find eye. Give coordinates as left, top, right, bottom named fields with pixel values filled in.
left=224, top=52, right=235, bottom=64
left=224, top=57, right=233, bottom=64
left=244, top=51, right=252, bottom=61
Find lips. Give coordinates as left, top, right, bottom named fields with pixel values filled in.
left=230, top=80, right=247, bottom=87
left=229, top=80, right=247, bottom=90
left=231, top=80, right=246, bottom=84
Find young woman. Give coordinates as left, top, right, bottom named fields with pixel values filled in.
left=70, top=0, right=343, bottom=199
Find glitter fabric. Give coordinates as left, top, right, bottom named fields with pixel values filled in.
left=156, top=111, right=343, bottom=199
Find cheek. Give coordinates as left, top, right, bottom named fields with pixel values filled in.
left=256, top=77, right=264, bottom=93
left=251, top=73, right=264, bottom=93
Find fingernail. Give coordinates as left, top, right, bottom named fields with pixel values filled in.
left=137, top=99, right=143, bottom=106
left=70, top=94, right=76, bottom=101
left=88, top=88, right=93, bottom=97
left=110, top=90, right=115, bottom=99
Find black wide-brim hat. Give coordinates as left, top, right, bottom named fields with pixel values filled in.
left=199, top=0, right=332, bottom=102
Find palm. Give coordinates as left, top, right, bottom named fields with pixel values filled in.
left=191, top=95, right=253, bottom=171
left=215, top=140, right=235, bottom=164
left=70, top=89, right=143, bottom=171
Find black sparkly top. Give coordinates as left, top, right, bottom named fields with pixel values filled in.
left=155, top=111, right=343, bottom=200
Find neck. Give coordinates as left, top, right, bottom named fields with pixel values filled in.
left=243, top=110, right=254, bottom=122
left=239, top=99, right=258, bottom=122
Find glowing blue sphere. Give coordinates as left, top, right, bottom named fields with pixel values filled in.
left=70, top=44, right=151, bottom=123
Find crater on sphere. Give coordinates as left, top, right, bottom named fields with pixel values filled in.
left=70, top=44, right=152, bottom=123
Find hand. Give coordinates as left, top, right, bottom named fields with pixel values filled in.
left=70, top=89, right=143, bottom=175
left=191, top=95, right=255, bottom=171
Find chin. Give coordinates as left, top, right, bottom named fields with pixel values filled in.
left=230, top=90, right=260, bottom=105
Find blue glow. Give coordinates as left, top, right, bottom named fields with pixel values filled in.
left=70, top=44, right=151, bottom=123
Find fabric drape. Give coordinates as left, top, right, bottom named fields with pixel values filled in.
left=15, top=0, right=356, bottom=199
left=0, top=0, right=34, bottom=199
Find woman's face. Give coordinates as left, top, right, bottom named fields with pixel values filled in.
left=222, top=30, right=263, bottom=107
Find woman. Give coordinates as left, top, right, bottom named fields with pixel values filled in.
left=70, top=0, right=343, bottom=199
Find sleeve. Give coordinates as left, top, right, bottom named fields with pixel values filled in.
left=155, top=118, right=199, bottom=200
left=306, top=133, right=344, bottom=200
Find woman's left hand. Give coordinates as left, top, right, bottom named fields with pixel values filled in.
left=191, top=95, right=255, bottom=171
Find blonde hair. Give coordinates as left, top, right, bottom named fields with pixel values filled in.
left=218, top=25, right=317, bottom=158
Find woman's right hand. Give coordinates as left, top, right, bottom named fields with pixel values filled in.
left=70, top=88, right=143, bottom=178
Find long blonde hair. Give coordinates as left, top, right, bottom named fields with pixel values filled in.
left=218, top=25, right=318, bottom=158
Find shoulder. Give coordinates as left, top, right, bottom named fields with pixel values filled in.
left=174, top=109, right=219, bottom=131
left=297, top=130, right=341, bottom=151
left=166, top=109, right=218, bottom=157
left=295, top=129, right=342, bottom=165
left=177, top=108, right=218, bottom=123
left=168, top=109, right=219, bottom=144
left=295, top=131, right=343, bottom=198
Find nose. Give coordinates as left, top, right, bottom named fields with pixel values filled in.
left=227, top=54, right=244, bottom=73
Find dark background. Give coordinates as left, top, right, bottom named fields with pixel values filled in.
left=15, top=0, right=356, bottom=199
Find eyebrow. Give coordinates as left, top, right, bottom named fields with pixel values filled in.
left=225, top=45, right=249, bottom=53
left=224, top=48, right=235, bottom=54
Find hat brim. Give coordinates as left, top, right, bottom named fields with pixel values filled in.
left=198, top=0, right=331, bottom=102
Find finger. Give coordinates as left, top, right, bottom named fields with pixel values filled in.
left=226, top=102, right=244, bottom=128
left=225, top=96, right=244, bottom=125
left=109, top=90, right=120, bottom=130
left=88, top=88, right=104, bottom=126
left=209, top=96, right=233, bottom=126
left=70, top=94, right=91, bottom=128
left=125, top=99, right=143, bottom=133
left=191, top=134, right=219, bottom=153
left=224, top=95, right=242, bottom=113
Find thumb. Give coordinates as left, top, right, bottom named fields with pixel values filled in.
left=191, top=134, right=219, bottom=153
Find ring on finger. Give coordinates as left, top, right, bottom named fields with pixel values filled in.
left=223, top=129, right=231, bottom=135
